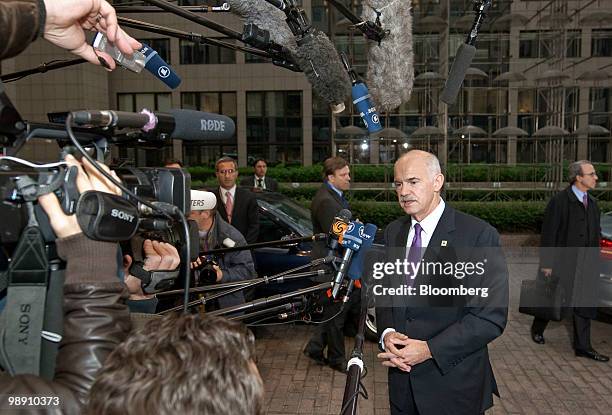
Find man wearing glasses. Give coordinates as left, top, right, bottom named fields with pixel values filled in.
left=531, top=160, right=609, bottom=362
left=212, top=157, right=259, bottom=244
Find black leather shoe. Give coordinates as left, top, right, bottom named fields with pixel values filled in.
left=575, top=349, right=610, bottom=362
left=531, top=329, right=545, bottom=345
left=303, top=349, right=327, bottom=366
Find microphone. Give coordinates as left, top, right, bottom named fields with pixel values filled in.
left=140, top=43, right=182, bottom=89
left=265, top=0, right=351, bottom=113
left=70, top=108, right=236, bottom=141
left=343, top=223, right=377, bottom=301
left=227, top=0, right=298, bottom=55
left=361, top=0, right=414, bottom=112
left=331, top=221, right=364, bottom=299
left=440, top=0, right=492, bottom=105
left=346, top=223, right=377, bottom=281
left=341, top=53, right=382, bottom=134
left=327, top=209, right=352, bottom=253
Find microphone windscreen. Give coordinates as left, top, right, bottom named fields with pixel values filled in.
left=347, top=223, right=377, bottom=281
left=338, top=209, right=352, bottom=221
left=440, top=43, right=476, bottom=105
left=295, top=31, right=351, bottom=109
left=168, top=109, right=236, bottom=141
left=361, top=0, right=414, bottom=112
left=141, top=43, right=182, bottom=89
left=227, top=0, right=297, bottom=54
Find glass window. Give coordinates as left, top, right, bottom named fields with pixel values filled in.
left=138, top=38, right=171, bottom=63
left=247, top=91, right=303, bottom=163
left=117, top=93, right=172, bottom=111
left=566, top=30, right=581, bottom=58
left=518, top=89, right=535, bottom=113
left=179, top=39, right=236, bottom=64
left=592, top=29, right=612, bottom=57
left=519, top=31, right=538, bottom=58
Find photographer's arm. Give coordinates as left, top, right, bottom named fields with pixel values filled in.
left=0, top=157, right=130, bottom=413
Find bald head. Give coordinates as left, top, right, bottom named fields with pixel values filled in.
left=396, top=150, right=441, bottom=180
left=394, top=150, right=444, bottom=221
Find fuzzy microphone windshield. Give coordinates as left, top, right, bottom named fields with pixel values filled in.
left=361, top=0, right=414, bottom=112
left=227, top=0, right=297, bottom=54
left=295, top=30, right=351, bottom=112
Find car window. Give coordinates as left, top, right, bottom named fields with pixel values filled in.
left=257, top=213, right=289, bottom=243
left=257, top=199, right=313, bottom=235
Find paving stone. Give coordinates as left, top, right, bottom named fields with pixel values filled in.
left=259, top=250, right=612, bottom=414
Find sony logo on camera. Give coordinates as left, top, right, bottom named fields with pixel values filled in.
left=111, top=208, right=136, bottom=223
left=200, top=119, right=226, bottom=132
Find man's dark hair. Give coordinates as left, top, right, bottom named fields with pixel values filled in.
left=88, top=314, right=263, bottom=415
left=252, top=158, right=267, bottom=167
left=322, top=156, right=349, bottom=180
left=164, top=159, right=184, bottom=168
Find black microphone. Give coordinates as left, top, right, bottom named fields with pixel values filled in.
left=360, top=0, right=414, bottom=112
left=70, top=108, right=236, bottom=141
left=440, top=0, right=492, bottom=105
left=265, top=0, right=351, bottom=113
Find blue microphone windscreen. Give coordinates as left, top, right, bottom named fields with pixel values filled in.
left=347, top=223, right=377, bottom=280
left=141, top=43, right=181, bottom=89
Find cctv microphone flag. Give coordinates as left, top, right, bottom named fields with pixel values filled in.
left=140, top=43, right=182, bottom=89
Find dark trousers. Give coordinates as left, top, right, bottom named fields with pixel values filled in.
left=532, top=307, right=592, bottom=351
left=305, top=290, right=360, bottom=365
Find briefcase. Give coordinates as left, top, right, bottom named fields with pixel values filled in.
left=518, top=275, right=564, bottom=321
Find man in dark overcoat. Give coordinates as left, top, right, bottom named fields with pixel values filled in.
left=531, top=160, right=608, bottom=362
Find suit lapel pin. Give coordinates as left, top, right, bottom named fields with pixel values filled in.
left=441, top=240, right=448, bottom=247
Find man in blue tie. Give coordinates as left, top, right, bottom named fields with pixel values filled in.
left=375, top=150, right=509, bottom=415
left=304, top=156, right=359, bottom=372
left=531, top=160, right=608, bottom=362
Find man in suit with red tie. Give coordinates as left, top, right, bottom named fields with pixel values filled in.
left=212, top=157, right=259, bottom=244
left=376, top=150, right=509, bottom=415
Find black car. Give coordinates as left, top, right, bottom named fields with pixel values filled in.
left=249, top=190, right=379, bottom=340
left=250, top=190, right=315, bottom=295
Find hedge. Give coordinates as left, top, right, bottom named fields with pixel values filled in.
left=188, top=162, right=612, bottom=184
left=296, top=201, right=612, bottom=233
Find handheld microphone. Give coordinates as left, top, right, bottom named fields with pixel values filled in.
left=331, top=221, right=364, bottom=299
left=140, top=43, right=182, bottom=89
left=327, top=209, right=352, bottom=253
left=342, top=223, right=377, bottom=302
left=341, top=53, right=382, bottom=134
left=440, top=0, right=492, bottom=105
left=346, top=223, right=377, bottom=282
left=361, top=0, right=414, bottom=112
left=70, top=108, right=236, bottom=141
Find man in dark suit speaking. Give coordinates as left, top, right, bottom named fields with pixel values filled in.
left=375, top=150, right=509, bottom=414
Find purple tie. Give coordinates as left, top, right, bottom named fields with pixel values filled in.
left=406, top=223, right=423, bottom=285
left=583, top=193, right=588, bottom=209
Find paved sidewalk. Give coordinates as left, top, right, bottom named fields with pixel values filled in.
left=256, top=253, right=612, bottom=414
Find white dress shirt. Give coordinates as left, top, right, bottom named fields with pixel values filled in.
left=380, top=198, right=446, bottom=349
